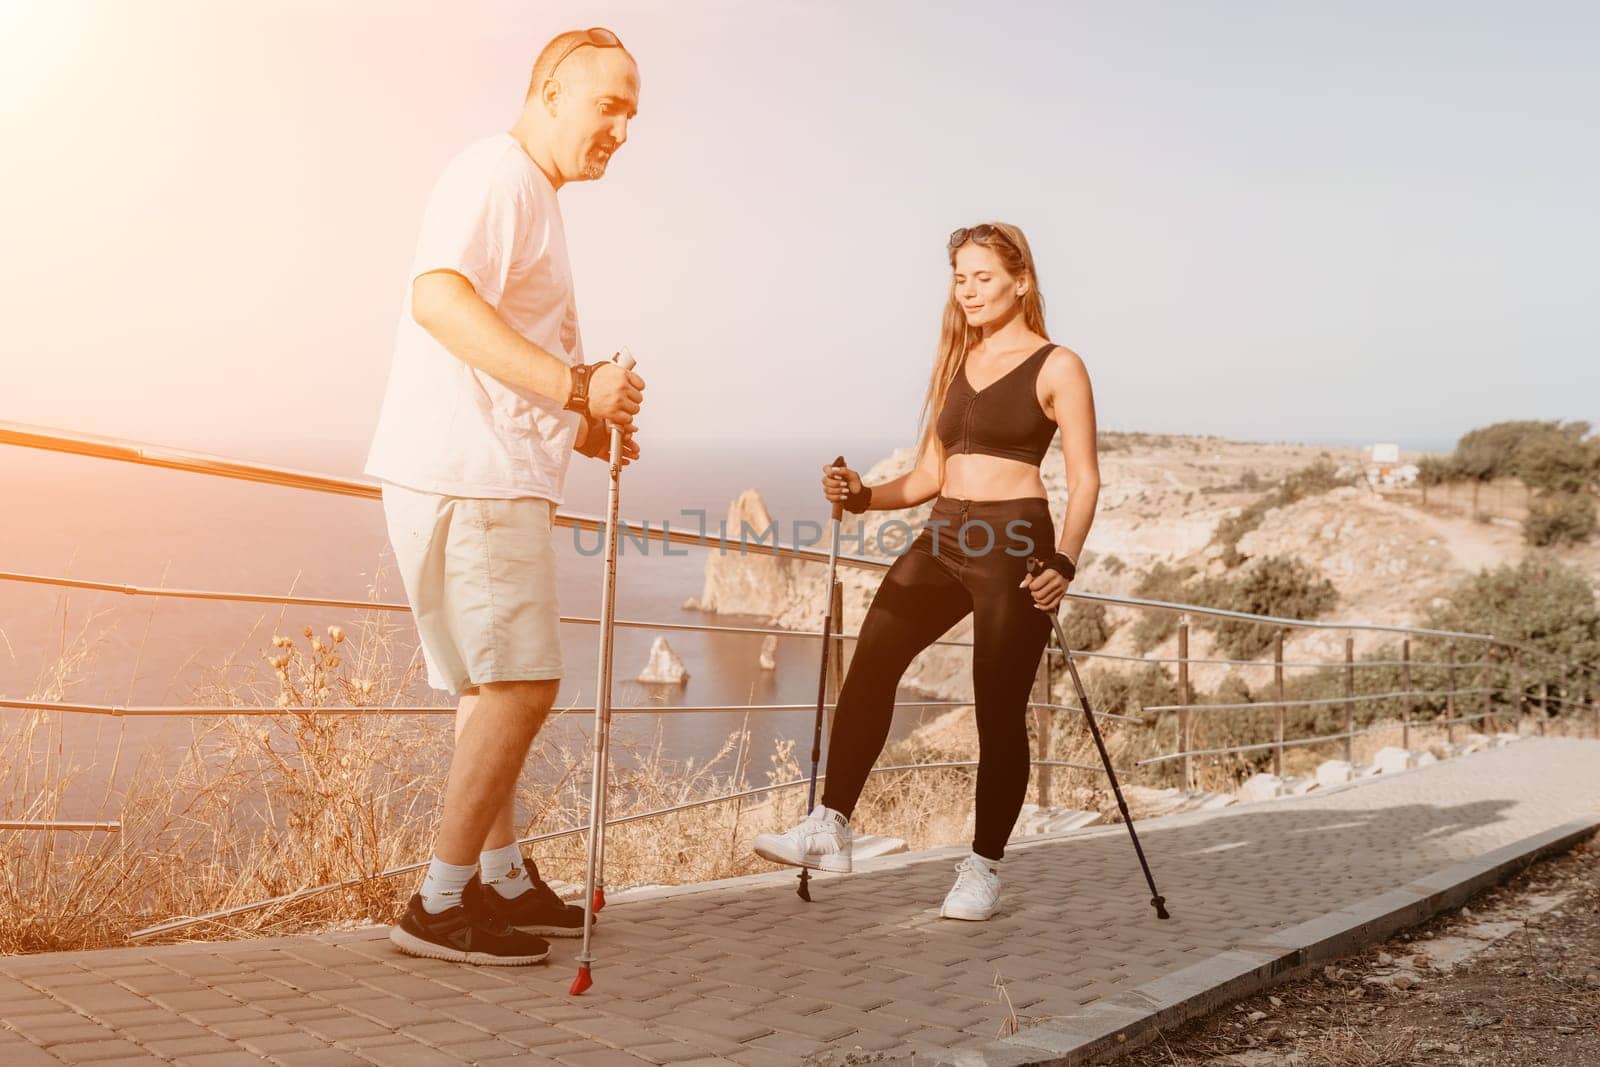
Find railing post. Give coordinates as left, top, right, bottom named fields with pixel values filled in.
left=1273, top=633, right=1285, bottom=778
left=1401, top=638, right=1412, bottom=751
left=1343, top=635, right=1354, bottom=764
left=1590, top=677, right=1598, bottom=740
left=1560, top=670, right=1570, bottom=732
left=1483, top=667, right=1494, bottom=735
left=1178, top=619, right=1192, bottom=791
left=1032, top=630, right=1055, bottom=808
left=1538, top=679, right=1548, bottom=737
left=1446, top=645, right=1457, bottom=745
left=1512, top=648, right=1524, bottom=725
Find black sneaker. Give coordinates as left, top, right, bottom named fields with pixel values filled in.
left=481, top=856, right=588, bottom=937
left=389, top=874, right=550, bottom=965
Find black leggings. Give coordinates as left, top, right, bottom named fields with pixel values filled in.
left=821, top=495, right=1055, bottom=861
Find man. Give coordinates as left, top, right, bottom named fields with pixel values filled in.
left=365, top=27, right=645, bottom=966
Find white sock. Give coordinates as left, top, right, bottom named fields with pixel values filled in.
left=419, top=857, right=477, bottom=914
left=970, top=850, right=1000, bottom=875
left=480, top=843, right=534, bottom=900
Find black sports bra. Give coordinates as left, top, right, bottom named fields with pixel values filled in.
left=936, top=343, right=1058, bottom=465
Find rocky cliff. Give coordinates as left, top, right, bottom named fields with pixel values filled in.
left=685, top=434, right=1600, bottom=701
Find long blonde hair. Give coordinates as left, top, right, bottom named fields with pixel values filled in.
left=914, top=221, right=1048, bottom=476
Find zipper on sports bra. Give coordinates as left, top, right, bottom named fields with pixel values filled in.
left=962, top=389, right=975, bottom=453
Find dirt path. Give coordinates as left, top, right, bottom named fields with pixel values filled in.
left=1398, top=498, right=1525, bottom=575
left=1119, top=835, right=1600, bottom=1066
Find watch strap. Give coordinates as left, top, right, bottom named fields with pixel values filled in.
left=563, top=362, right=594, bottom=415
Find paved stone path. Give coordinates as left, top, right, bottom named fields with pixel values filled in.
left=2, top=739, right=1596, bottom=1065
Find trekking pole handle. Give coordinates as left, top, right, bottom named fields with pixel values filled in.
left=604, top=348, right=636, bottom=435
left=606, top=349, right=637, bottom=456
left=828, top=455, right=846, bottom=524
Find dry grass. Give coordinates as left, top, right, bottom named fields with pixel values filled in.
left=0, top=590, right=450, bottom=952
left=0, top=582, right=945, bottom=953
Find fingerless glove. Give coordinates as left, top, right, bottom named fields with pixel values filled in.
left=1038, top=550, right=1077, bottom=582
left=576, top=415, right=610, bottom=460
left=842, top=483, right=872, bottom=514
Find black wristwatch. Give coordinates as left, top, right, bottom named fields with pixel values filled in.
left=564, top=362, right=597, bottom=416
left=842, top=483, right=872, bottom=514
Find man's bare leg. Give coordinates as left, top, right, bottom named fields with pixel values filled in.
left=389, top=679, right=556, bottom=963
left=453, top=688, right=526, bottom=853
left=434, top=679, right=555, bottom=866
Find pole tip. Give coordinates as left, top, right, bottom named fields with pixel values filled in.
left=592, top=887, right=607, bottom=913
left=1152, top=896, right=1170, bottom=920
left=797, top=869, right=812, bottom=902
left=569, top=965, right=593, bottom=995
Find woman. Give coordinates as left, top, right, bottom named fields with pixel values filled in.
left=753, top=221, right=1100, bottom=921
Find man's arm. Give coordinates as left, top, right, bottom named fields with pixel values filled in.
left=412, top=270, right=642, bottom=432
left=413, top=269, right=572, bottom=402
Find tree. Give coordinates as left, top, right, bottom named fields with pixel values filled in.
left=1512, top=421, right=1596, bottom=494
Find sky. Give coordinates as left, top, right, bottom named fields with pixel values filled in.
left=2, top=0, right=1597, bottom=469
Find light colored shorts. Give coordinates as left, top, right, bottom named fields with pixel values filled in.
left=381, top=483, right=564, bottom=697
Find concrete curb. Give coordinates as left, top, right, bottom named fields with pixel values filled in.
left=908, top=814, right=1600, bottom=1066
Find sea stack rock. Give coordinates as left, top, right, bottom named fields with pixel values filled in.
left=637, top=636, right=689, bottom=685
left=691, top=489, right=803, bottom=618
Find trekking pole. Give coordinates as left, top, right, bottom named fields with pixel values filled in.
left=1027, top=558, right=1170, bottom=920
left=571, top=348, right=637, bottom=996
left=798, top=455, right=847, bottom=902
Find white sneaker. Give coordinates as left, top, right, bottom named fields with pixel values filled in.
left=939, top=854, right=1000, bottom=920
left=753, top=805, right=852, bottom=872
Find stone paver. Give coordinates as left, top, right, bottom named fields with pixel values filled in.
left=1, top=739, right=1596, bottom=1064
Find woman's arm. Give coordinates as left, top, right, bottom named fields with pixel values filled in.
left=859, top=442, right=942, bottom=511
left=1021, top=347, right=1100, bottom=611
left=1048, top=347, right=1101, bottom=561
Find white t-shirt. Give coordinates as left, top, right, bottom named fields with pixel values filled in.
left=365, top=132, right=583, bottom=502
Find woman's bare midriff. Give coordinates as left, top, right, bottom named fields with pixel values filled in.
left=940, top=454, right=1047, bottom=501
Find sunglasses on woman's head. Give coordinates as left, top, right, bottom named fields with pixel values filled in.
left=948, top=224, right=1000, bottom=249
left=548, top=27, right=625, bottom=76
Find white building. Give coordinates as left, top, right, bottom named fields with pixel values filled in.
left=1368, top=442, right=1417, bottom=486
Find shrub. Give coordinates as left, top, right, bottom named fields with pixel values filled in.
left=1131, top=562, right=1202, bottom=651
left=1058, top=601, right=1114, bottom=651
left=1076, top=662, right=1173, bottom=718
left=1129, top=556, right=1337, bottom=657
left=1525, top=491, right=1597, bottom=546
left=1423, top=556, right=1600, bottom=701
left=1209, top=556, right=1339, bottom=658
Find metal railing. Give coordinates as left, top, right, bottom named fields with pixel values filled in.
left=4, top=419, right=1597, bottom=936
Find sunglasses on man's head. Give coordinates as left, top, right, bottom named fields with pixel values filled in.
left=948, top=224, right=999, bottom=249
left=548, top=27, right=625, bottom=76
